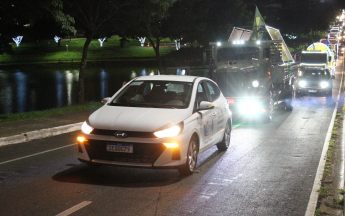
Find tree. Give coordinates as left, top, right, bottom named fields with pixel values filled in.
left=57, top=0, right=128, bottom=104
left=118, top=0, right=177, bottom=73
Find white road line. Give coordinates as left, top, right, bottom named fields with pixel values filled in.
left=55, top=201, right=92, bottom=216
left=0, top=143, right=77, bottom=165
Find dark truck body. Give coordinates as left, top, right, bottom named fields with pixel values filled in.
left=204, top=40, right=298, bottom=122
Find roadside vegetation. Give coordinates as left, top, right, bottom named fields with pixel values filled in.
left=0, top=36, right=177, bottom=64
left=0, top=102, right=102, bottom=123
left=315, top=112, right=344, bottom=215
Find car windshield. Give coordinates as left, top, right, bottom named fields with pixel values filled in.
left=303, top=70, right=330, bottom=79
left=109, top=80, right=193, bottom=109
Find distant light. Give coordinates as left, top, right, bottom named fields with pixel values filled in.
left=98, top=37, right=106, bottom=47
left=217, top=42, right=221, bottom=46
left=12, top=36, right=23, bottom=47
left=233, top=41, right=237, bottom=45
left=54, top=35, right=61, bottom=43
left=240, top=40, right=244, bottom=44
left=256, top=40, right=261, bottom=45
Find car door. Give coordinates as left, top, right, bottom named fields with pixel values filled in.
left=194, top=81, right=216, bottom=151
left=204, top=80, right=225, bottom=145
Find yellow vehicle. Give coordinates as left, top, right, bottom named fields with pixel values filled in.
left=300, top=43, right=335, bottom=75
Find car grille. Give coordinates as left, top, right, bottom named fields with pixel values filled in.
left=91, top=129, right=155, bottom=138
left=84, top=140, right=166, bottom=164
left=305, top=81, right=319, bottom=88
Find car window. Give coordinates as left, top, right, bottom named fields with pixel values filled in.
left=194, top=82, right=208, bottom=109
left=110, top=80, right=193, bottom=109
left=205, top=81, right=220, bottom=102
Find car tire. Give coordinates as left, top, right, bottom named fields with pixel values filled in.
left=326, top=92, right=333, bottom=104
left=178, top=136, right=198, bottom=176
left=86, top=162, right=102, bottom=168
left=217, top=121, right=231, bottom=151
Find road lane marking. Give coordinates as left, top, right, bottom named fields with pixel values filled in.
left=0, top=143, right=77, bottom=165
left=55, top=201, right=92, bottom=216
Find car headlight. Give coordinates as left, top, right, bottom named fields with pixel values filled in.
left=81, top=121, right=94, bottom=134
left=320, top=81, right=329, bottom=88
left=252, top=80, right=259, bottom=88
left=299, top=80, right=306, bottom=87
left=154, top=123, right=183, bottom=138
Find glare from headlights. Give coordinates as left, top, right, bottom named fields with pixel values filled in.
left=252, top=80, right=259, bottom=88
left=81, top=121, right=94, bottom=134
left=154, top=125, right=181, bottom=138
left=321, top=81, right=329, bottom=88
left=240, top=100, right=261, bottom=115
left=77, top=137, right=86, bottom=142
left=163, top=143, right=179, bottom=148
left=299, top=80, right=307, bottom=87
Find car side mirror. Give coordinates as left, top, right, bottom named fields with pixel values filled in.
left=101, top=97, right=111, bottom=104
left=198, top=101, right=215, bottom=110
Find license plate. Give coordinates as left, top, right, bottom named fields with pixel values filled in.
left=308, top=89, right=317, bottom=93
left=106, top=143, right=133, bottom=153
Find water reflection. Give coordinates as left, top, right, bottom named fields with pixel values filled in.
left=0, top=67, right=165, bottom=114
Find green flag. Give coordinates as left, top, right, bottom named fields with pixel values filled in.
left=251, top=6, right=266, bottom=40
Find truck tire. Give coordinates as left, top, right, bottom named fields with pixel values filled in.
left=178, top=136, right=198, bottom=176
left=217, top=121, right=231, bottom=151
left=285, top=93, right=293, bottom=111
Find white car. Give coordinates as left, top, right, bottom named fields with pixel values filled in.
left=77, top=75, right=232, bottom=175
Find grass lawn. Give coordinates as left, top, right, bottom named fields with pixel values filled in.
left=0, top=35, right=177, bottom=63
left=0, top=102, right=102, bottom=123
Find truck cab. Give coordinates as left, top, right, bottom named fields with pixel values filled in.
left=205, top=40, right=298, bottom=122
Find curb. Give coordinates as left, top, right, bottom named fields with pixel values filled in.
left=0, top=122, right=83, bottom=147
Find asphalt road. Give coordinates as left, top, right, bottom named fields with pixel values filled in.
left=0, top=58, right=343, bottom=216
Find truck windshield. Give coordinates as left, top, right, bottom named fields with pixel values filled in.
left=217, top=47, right=259, bottom=63
left=301, top=53, right=327, bottom=63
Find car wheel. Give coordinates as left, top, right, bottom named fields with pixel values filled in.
left=178, top=136, right=198, bottom=176
left=326, top=92, right=333, bottom=104
left=217, top=121, right=231, bottom=151
left=86, top=162, right=102, bottom=168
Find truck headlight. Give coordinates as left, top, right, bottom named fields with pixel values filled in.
left=240, top=100, right=261, bottom=115
left=252, top=80, right=259, bottom=88
left=299, top=80, right=306, bottom=87
left=81, top=121, right=94, bottom=134
left=320, top=81, right=329, bottom=88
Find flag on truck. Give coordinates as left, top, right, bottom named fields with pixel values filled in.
left=251, top=6, right=266, bottom=40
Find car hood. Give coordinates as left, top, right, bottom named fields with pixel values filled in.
left=88, top=105, right=191, bottom=132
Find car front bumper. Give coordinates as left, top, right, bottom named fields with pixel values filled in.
left=77, top=132, right=191, bottom=168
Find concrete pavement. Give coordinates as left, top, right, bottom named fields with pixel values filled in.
left=0, top=110, right=93, bottom=147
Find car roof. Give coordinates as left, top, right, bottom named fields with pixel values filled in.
left=134, top=75, right=202, bottom=82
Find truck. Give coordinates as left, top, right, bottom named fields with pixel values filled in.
left=300, top=42, right=335, bottom=75
left=203, top=37, right=298, bottom=122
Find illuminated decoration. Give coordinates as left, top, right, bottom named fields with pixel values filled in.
left=175, top=37, right=182, bottom=50
left=98, top=37, right=106, bottom=47
left=54, top=35, right=61, bottom=43
left=12, top=36, right=23, bottom=47
left=138, top=37, right=146, bottom=46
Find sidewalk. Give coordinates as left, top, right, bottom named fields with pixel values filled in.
left=0, top=110, right=92, bottom=147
